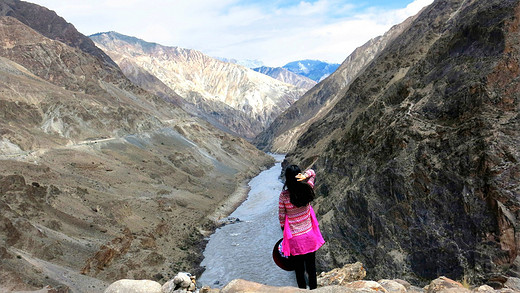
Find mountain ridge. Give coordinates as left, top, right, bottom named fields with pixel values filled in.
left=253, top=15, right=415, bottom=153
left=90, top=31, right=308, bottom=140
left=0, top=0, right=117, bottom=68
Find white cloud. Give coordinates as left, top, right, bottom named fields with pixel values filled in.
left=30, top=0, right=433, bottom=67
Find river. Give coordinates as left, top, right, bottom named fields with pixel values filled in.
left=198, top=154, right=298, bottom=288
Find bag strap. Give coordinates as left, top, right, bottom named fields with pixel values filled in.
left=282, top=215, right=292, bottom=256
left=310, top=206, right=320, bottom=227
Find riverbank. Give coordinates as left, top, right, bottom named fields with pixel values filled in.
left=205, top=180, right=252, bottom=226
left=206, top=154, right=282, bottom=225
left=197, top=154, right=296, bottom=288
left=189, top=180, right=254, bottom=278
left=188, top=154, right=281, bottom=279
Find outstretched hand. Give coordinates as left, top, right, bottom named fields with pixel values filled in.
left=295, top=172, right=308, bottom=181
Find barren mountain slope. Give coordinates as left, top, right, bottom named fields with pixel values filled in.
left=253, top=15, right=415, bottom=153
left=91, top=32, right=308, bottom=139
left=285, top=0, right=520, bottom=286
left=0, top=13, right=273, bottom=293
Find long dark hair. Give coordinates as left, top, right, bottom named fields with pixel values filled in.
left=284, top=165, right=314, bottom=207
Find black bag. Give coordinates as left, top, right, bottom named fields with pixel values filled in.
left=272, top=238, right=294, bottom=271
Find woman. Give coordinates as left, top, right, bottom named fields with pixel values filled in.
left=279, top=164, right=325, bottom=290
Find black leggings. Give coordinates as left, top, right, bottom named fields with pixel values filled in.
left=291, top=252, right=317, bottom=289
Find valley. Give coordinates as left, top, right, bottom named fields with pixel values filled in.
left=0, top=0, right=519, bottom=291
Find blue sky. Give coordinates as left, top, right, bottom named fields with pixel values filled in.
left=28, top=0, right=433, bottom=67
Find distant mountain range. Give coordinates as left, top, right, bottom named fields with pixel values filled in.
left=252, top=60, right=340, bottom=84
left=218, top=57, right=339, bottom=85
left=282, top=60, right=340, bottom=82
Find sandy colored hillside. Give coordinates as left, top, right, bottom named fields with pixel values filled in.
left=0, top=10, right=274, bottom=292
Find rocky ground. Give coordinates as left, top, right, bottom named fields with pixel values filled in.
left=0, top=127, right=273, bottom=292
left=25, top=262, right=520, bottom=293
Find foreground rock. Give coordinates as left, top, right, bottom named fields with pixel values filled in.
left=101, top=264, right=520, bottom=293
left=162, top=272, right=197, bottom=292
left=214, top=277, right=520, bottom=293
left=104, top=279, right=162, bottom=293
left=219, top=279, right=347, bottom=293
left=317, top=261, right=367, bottom=286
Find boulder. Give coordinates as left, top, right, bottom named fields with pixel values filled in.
left=317, top=261, right=367, bottom=286
left=199, top=285, right=221, bottom=293
left=504, top=277, right=520, bottom=291
left=424, top=277, right=470, bottom=293
left=473, top=285, right=495, bottom=292
left=342, top=280, right=388, bottom=292
left=173, top=272, right=192, bottom=288
left=161, top=279, right=178, bottom=293
left=162, top=272, right=195, bottom=292
left=104, top=279, right=162, bottom=293
left=220, top=279, right=306, bottom=293
left=392, top=279, right=413, bottom=290
left=378, top=279, right=408, bottom=293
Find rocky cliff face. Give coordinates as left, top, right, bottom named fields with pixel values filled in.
left=0, top=3, right=273, bottom=292
left=253, top=66, right=317, bottom=90
left=285, top=0, right=520, bottom=286
left=90, top=32, right=307, bottom=139
left=254, top=16, right=414, bottom=153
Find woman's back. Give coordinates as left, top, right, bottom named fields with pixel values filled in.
left=279, top=191, right=312, bottom=236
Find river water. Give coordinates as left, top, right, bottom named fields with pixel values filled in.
left=198, top=154, right=298, bottom=288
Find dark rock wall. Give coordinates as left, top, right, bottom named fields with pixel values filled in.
left=286, top=0, right=520, bottom=286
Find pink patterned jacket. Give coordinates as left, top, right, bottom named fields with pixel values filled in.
left=278, top=169, right=316, bottom=237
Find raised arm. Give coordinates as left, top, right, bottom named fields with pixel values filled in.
left=304, top=169, right=316, bottom=188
